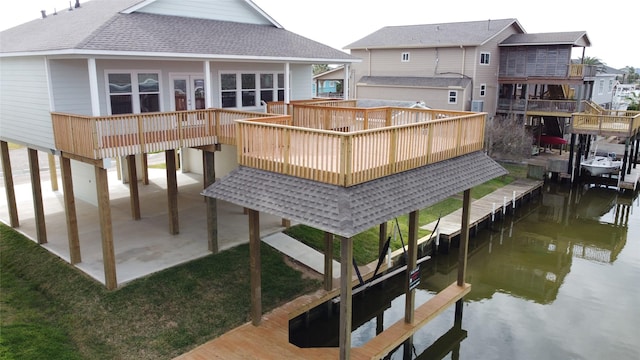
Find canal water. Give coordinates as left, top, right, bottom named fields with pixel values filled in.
left=290, top=183, right=640, bottom=359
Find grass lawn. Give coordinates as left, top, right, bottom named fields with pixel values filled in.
left=285, top=161, right=527, bottom=264
left=0, top=225, right=320, bottom=360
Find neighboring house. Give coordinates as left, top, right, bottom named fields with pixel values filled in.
left=585, top=65, right=625, bottom=109
left=0, top=0, right=358, bottom=289
left=313, top=65, right=345, bottom=98
left=344, top=19, right=527, bottom=115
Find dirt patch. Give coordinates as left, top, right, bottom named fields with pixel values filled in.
left=283, top=256, right=323, bottom=281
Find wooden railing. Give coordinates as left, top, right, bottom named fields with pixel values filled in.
left=569, top=64, right=598, bottom=78
left=570, top=104, right=640, bottom=137
left=526, top=99, right=578, bottom=114
left=51, top=109, right=276, bottom=159
left=236, top=110, right=486, bottom=187
left=266, top=99, right=356, bottom=115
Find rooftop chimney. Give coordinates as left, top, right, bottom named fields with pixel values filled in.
left=41, top=10, right=47, bottom=18
left=75, top=0, right=81, bottom=8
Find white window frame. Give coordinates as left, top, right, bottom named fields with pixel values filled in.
left=608, top=79, right=614, bottom=93
left=598, top=79, right=605, bottom=95
left=480, top=83, right=487, bottom=97
left=480, top=52, right=490, bottom=65
left=219, top=71, right=285, bottom=109
left=401, top=52, right=410, bottom=62
left=105, top=69, right=163, bottom=115
left=448, top=90, right=458, bottom=104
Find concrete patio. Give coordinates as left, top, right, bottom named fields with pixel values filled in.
left=0, top=148, right=285, bottom=287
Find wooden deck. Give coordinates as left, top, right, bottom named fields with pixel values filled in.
left=422, top=178, right=543, bottom=240
left=175, top=283, right=470, bottom=360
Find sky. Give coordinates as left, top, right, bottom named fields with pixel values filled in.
left=1, top=0, right=637, bottom=69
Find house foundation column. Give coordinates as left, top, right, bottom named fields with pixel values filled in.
left=127, top=154, right=141, bottom=220
left=339, top=236, right=353, bottom=360
left=95, top=165, right=117, bottom=290
left=203, top=150, right=218, bottom=252
left=28, top=148, right=47, bottom=244
left=48, top=154, right=58, bottom=191
left=0, top=141, right=19, bottom=227
left=248, top=209, right=261, bottom=325
left=60, top=155, right=80, bottom=264
left=166, top=149, right=179, bottom=235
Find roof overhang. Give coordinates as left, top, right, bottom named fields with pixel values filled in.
left=202, top=151, right=507, bottom=238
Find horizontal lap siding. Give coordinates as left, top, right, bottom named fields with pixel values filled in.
left=0, top=57, right=54, bottom=149
left=50, top=59, right=92, bottom=115
left=136, top=0, right=271, bottom=25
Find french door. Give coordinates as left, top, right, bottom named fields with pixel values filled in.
left=171, top=75, right=206, bottom=111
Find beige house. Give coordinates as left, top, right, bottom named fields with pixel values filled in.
left=344, top=19, right=526, bottom=115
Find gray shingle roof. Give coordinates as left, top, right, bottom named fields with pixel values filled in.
left=500, top=32, right=590, bottom=47
left=345, top=18, right=522, bottom=50
left=357, top=76, right=472, bottom=88
left=1, top=0, right=358, bottom=62
left=202, top=151, right=507, bottom=238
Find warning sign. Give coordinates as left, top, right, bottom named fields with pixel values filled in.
left=409, top=266, right=420, bottom=291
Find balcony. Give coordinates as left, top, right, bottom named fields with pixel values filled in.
left=497, top=99, right=577, bottom=117
left=570, top=102, right=640, bottom=137
left=52, top=102, right=487, bottom=187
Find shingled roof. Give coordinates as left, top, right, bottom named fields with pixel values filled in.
left=0, top=0, right=357, bottom=62
left=202, top=152, right=507, bottom=238
left=344, top=18, right=523, bottom=50
left=500, top=32, right=591, bottom=47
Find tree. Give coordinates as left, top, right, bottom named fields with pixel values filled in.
left=312, top=64, right=330, bottom=75
left=622, top=66, right=639, bottom=84
left=626, top=92, right=639, bottom=111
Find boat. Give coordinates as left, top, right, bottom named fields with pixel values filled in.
left=580, top=154, right=622, bottom=176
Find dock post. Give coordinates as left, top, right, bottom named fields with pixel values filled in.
left=621, top=138, right=630, bottom=181
left=627, top=137, right=634, bottom=175
left=248, top=209, right=261, bottom=326
left=324, top=232, right=334, bottom=291
left=491, top=203, right=495, bottom=223
left=633, top=136, right=639, bottom=169
left=568, top=134, right=576, bottom=178
left=404, top=210, right=419, bottom=324
left=339, top=236, right=353, bottom=360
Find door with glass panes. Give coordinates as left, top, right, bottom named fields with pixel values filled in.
left=171, top=75, right=205, bottom=111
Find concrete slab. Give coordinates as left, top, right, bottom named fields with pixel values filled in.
left=0, top=148, right=286, bottom=287
left=262, top=232, right=341, bottom=277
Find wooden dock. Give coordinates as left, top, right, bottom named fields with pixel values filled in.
left=618, top=167, right=640, bottom=191
left=422, top=178, right=543, bottom=240
left=175, top=282, right=469, bottom=360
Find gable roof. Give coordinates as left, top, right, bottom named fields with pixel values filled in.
left=0, top=0, right=358, bottom=63
left=345, top=18, right=523, bottom=50
left=203, top=152, right=507, bottom=238
left=500, top=32, right=591, bottom=47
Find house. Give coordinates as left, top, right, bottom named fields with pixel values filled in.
left=313, top=65, right=345, bottom=97
left=0, top=0, right=359, bottom=290
left=344, top=19, right=528, bottom=115
left=585, top=64, right=624, bottom=109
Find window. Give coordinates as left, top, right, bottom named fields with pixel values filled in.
left=598, top=79, right=605, bottom=95
left=480, top=52, right=490, bottom=65
left=448, top=90, right=458, bottom=104
left=107, top=71, right=161, bottom=114
left=608, top=79, right=614, bottom=93
left=401, top=52, right=410, bottom=62
left=221, top=72, right=285, bottom=108
left=480, top=84, right=486, bottom=97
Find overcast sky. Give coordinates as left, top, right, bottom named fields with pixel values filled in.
left=1, top=0, right=637, bottom=69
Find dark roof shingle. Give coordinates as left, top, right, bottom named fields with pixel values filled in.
left=202, top=151, right=507, bottom=238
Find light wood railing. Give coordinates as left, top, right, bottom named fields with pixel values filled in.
left=237, top=111, right=486, bottom=187
left=52, top=109, right=275, bottom=159
left=571, top=108, right=640, bottom=137
left=266, top=99, right=356, bottom=115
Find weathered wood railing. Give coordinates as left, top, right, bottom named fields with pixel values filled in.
left=527, top=99, right=578, bottom=114
left=51, top=109, right=276, bottom=159
left=236, top=111, right=486, bottom=187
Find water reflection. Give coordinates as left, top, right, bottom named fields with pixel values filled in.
left=290, top=183, right=639, bottom=358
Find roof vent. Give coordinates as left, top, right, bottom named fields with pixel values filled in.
left=41, top=10, right=47, bottom=18
left=69, top=1, right=73, bottom=11
left=75, top=0, right=81, bottom=8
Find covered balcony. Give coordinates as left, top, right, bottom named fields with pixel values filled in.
left=52, top=100, right=487, bottom=186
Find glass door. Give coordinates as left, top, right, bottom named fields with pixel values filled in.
left=171, top=75, right=205, bottom=111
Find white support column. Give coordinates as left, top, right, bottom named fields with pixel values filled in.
left=343, top=63, right=350, bottom=100
left=88, top=58, right=101, bottom=116
left=204, top=61, right=212, bottom=108
left=284, top=62, right=290, bottom=104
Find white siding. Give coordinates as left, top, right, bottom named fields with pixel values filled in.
left=0, top=57, right=54, bottom=149
left=289, top=64, right=313, bottom=100
left=49, top=59, right=92, bottom=115
left=136, top=0, right=271, bottom=25
left=357, top=86, right=465, bottom=111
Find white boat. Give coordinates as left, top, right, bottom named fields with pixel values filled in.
left=580, top=154, right=622, bottom=176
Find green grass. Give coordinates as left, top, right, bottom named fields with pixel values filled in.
left=0, top=225, right=320, bottom=360
left=285, top=161, right=527, bottom=264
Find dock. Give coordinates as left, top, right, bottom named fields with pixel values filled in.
left=421, top=178, right=543, bottom=242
